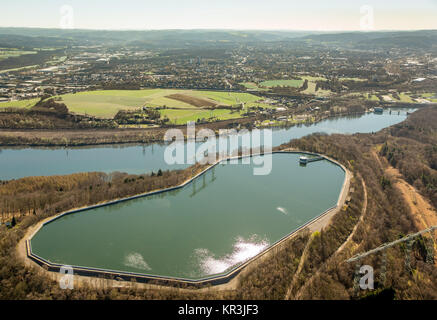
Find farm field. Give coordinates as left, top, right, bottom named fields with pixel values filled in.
left=0, top=65, right=39, bottom=74
left=365, top=92, right=420, bottom=103
left=239, top=82, right=268, bottom=91
left=259, top=79, right=304, bottom=88
left=0, top=98, right=39, bottom=109
left=301, top=78, right=331, bottom=96
left=366, top=94, right=380, bottom=101
left=56, top=90, right=158, bottom=118
left=339, top=77, right=366, bottom=82
left=0, top=49, right=37, bottom=60
left=295, top=76, right=330, bottom=96
left=301, top=75, right=326, bottom=81
left=54, top=89, right=273, bottom=119
left=382, top=95, right=395, bottom=102
left=398, top=93, right=414, bottom=103
left=160, top=108, right=243, bottom=125
left=188, top=90, right=267, bottom=106
left=47, top=55, right=67, bottom=65
left=418, top=92, right=437, bottom=102
left=341, top=92, right=363, bottom=98
left=240, top=82, right=259, bottom=89
left=242, top=76, right=330, bottom=96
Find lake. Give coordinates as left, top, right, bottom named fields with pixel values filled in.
left=30, top=153, right=345, bottom=280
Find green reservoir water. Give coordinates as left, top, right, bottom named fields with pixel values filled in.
left=31, top=153, right=345, bottom=280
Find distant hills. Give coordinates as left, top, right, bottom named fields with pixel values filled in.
left=302, top=30, right=437, bottom=49
left=0, top=28, right=313, bottom=47
left=0, top=28, right=435, bottom=49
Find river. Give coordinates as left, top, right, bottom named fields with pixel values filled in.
left=0, top=109, right=413, bottom=180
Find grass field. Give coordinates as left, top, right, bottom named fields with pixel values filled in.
left=366, top=94, right=380, bottom=101
left=301, top=76, right=326, bottom=81
left=365, top=92, right=420, bottom=103
left=240, top=82, right=259, bottom=89
left=0, top=98, right=39, bottom=109
left=56, top=90, right=158, bottom=117
left=166, top=93, right=217, bottom=107
left=419, top=93, right=437, bottom=102
left=47, top=56, right=67, bottom=66
left=55, top=89, right=272, bottom=119
left=398, top=93, right=414, bottom=103
left=302, top=83, right=331, bottom=96
left=188, top=90, right=266, bottom=106
left=3, top=89, right=276, bottom=124
left=0, top=49, right=37, bottom=60
left=160, top=108, right=242, bottom=125
left=239, top=82, right=268, bottom=91
left=339, top=77, right=366, bottom=82
left=298, top=76, right=330, bottom=96
left=259, top=79, right=304, bottom=88
left=244, top=76, right=330, bottom=96
left=0, top=65, right=39, bottom=74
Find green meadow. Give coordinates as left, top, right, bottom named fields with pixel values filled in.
left=0, top=65, right=39, bottom=74
left=243, top=76, right=330, bottom=96
left=54, top=89, right=272, bottom=119
left=0, top=98, right=39, bottom=109
left=0, top=49, right=37, bottom=60
left=300, top=76, right=330, bottom=96
left=419, top=93, right=437, bottom=102
left=339, top=77, right=366, bottom=82
left=239, top=82, right=268, bottom=91
left=301, top=76, right=326, bottom=81
left=259, top=79, right=304, bottom=88
left=3, top=89, right=278, bottom=123
left=240, top=82, right=259, bottom=89
left=56, top=90, right=157, bottom=118
left=364, top=92, right=417, bottom=103
left=398, top=93, right=415, bottom=103
left=160, top=108, right=243, bottom=125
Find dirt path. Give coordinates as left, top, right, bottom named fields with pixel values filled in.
left=384, top=166, right=437, bottom=259
left=291, top=149, right=436, bottom=299
left=373, top=147, right=436, bottom=260
left=284, top=233, right=314, bottom=300
left=372, top=147, right=437, bottom=238
left=336, top=176, right=368, bottom=253
left=290, top=176, right=367, bottom=300
left=385, top=166, right=437, bottom=231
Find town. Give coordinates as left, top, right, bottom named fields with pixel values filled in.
left=1, top=30, right=436, bottom=130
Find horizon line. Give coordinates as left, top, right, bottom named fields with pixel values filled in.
left=0, top=26, right=436, bottom=33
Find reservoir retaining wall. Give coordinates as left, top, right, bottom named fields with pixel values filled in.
left=26, top=151, right=350, bottom=288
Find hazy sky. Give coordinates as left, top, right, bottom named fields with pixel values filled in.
left=1, top=0, right=437, bottom=31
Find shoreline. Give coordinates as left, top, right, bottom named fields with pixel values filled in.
left=18, top=150, right=352, bottom=290
left=0, top=109, right=405, bottom=148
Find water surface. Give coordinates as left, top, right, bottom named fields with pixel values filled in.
left=31, top=153, right=345, bottom=279
left=0, top=109, right=413, bottom=180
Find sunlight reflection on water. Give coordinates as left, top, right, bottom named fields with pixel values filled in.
left=193, top=235, right=269, bottom=276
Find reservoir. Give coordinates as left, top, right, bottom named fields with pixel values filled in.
left=0, top=109, right=413, bottom=180
left=30, top=153, right=345, bottom=280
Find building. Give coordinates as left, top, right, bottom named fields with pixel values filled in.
left=299, top=156, right=308, bottom=164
